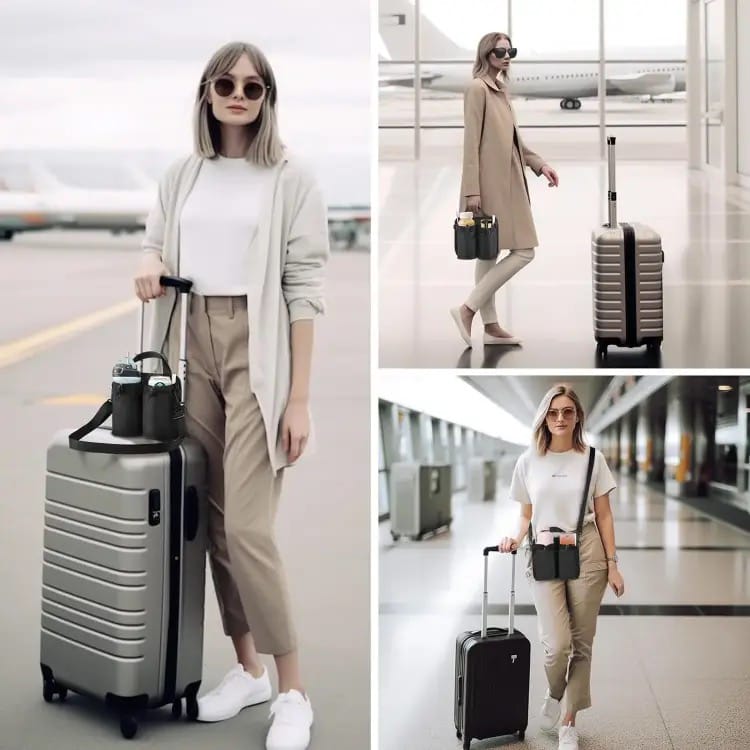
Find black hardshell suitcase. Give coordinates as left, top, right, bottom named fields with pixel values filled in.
left=40, top=276, right=208, bottom=740
left=455, top=547, right=530, bottom=749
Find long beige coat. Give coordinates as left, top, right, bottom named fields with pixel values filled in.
left=460, top=74, right=546, bottom=250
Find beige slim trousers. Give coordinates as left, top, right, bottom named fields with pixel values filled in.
left=184, top=294, right=296, bottom=655
left=526, top=522, right=609, bottom=713
left=465, top=248, right=535, bottom=324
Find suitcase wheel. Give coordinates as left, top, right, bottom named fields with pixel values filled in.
left=519, top=729, right=525, bottom=740
left=596, top=342, right=607, bottom=358
left=120, top=715, right=138, bottom=740
left=42, top=678, right=67, bottom=703
left=186, top=693, right=199, bottom=721
left=463, top=738, right=471, bottom=750
left=647, top=341, right=661, bottom=353
left=456, top=730, right=462, bottom=739
left=171, top=699, right=182, bottom=720
left=390, top=532, right=401, bottom=542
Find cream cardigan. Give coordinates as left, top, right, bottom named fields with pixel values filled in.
left=142, top=152, right=329, bottom=474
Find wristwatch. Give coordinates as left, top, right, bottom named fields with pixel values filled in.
left=606, top=553, right=619, bottom=564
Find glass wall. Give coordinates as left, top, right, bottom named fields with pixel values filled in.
left=378, top=0, right=686, bottom=159
left=737, top=0, right=750, bottom=176
left=704, top=0, right=725, bottom=169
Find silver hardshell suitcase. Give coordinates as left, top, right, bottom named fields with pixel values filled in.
left=389, top=462, right=452, bottom=541
left=40, top=276, right=207, bottom=740
left=592, top=136, right=664, bottom=358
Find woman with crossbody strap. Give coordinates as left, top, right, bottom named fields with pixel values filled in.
left=498, top=384, right=625, bottom=750
left=450, top=32, right=559, bottom=348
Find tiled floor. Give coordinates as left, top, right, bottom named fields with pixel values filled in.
left=379, top=149, right=750, bottom=368
left=379, top=473, right=750, bottom=749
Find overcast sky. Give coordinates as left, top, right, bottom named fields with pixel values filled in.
left=0, top=0, right=370, bottom=205
left=380, top=0, right=686, bottom=57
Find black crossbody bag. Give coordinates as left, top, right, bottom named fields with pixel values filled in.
left=529, top=446, right=595, bottom=581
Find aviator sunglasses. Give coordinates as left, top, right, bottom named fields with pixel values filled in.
left=547, top=407, right=577, bottom=421
left=491, top=47, right=518, bottom=59
left=211, top=76, right=270, bottom=101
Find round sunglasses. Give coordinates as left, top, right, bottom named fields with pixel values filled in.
left=211, top=76, right=270, bottom=101
left=491, top=47, right=518, bottom=59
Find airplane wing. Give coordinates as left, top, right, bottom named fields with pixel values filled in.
left=606, top=71, right=676, bottom=96
left=379, top=71, right=443, bottom=87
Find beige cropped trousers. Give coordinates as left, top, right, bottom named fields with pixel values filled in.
left=525, top=522, right=609, bottom=713
left=184, top=294, right=296, bottom=655
left=465, top=248, right=535, bottom=324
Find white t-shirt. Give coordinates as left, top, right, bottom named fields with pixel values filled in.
left=509, top=446, right=616, bottom=534
left=178, top=156, right=272, bottom=295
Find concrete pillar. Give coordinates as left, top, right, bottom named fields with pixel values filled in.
left=665, top=379, right=697, bottom=497
left=620, top=409, right=638, bottom=477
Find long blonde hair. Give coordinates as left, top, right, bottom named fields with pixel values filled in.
left=193, top=41, right=284, bottom=167
left=472, top=32, right=512, bottom=81
left=531, top=384, right=587, bottom=456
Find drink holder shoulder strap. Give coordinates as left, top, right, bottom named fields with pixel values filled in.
left=68, top=398, right=182, bottom=454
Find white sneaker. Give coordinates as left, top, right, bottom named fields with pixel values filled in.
left=558, top=723, right=579, bottom=749
left=266, top=689, right=314, bottom=750
left=539, top=691, right=561, bottom=732
left=197, top=664, right=272, bottom=722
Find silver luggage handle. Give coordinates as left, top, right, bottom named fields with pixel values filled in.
left=138, top=275, right=193, bottom=403
left=481, top=546, right=516, bottom=638
left=607, top=135, right=617, bottom=228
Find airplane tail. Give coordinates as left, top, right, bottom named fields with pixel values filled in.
left=379, top=0, right=470, bottom=60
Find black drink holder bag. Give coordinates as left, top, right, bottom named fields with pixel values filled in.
left=529, top=446, right=595, bottom=581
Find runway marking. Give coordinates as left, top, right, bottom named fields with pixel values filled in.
left=38, top=394, right=106, bottom=406
left=0, top=298, right=139, bottom=371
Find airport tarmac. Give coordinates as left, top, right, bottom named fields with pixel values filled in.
left=0, top=232, right=370, bottom=749
left=379, top=469, right=750, bottom=750
left=378, top=97, right=748, bottom=369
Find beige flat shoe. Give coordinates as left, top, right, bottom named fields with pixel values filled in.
left=483, top=332, right=521, bottom=346
left=450, top=307, right=472, bottom=347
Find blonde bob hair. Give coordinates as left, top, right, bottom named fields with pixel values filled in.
left=472, top=32, right=512, bottom=81
left=531, top=383, right=587, bottom=456
left=193, top=41, right=284, bottom=167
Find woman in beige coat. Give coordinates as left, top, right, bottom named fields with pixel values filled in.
left=450, top=32, right=559, bottom=348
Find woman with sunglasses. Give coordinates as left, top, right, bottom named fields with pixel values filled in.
left=498, top=384, right=625, bottom=750
left=450, top=33, right=559, bottom=348
left=134, top=41, right=328, bottom=750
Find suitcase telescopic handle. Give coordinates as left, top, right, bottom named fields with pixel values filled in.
left=138, top=275, right=194, bottom=398
left=606, top=135, right=617, bottom=228
left=481, top=547, right=517, bottom=639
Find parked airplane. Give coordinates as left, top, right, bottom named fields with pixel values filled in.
left=0, top=159, right=370, bottom=246
left=379, top=0, right=686, bottom=109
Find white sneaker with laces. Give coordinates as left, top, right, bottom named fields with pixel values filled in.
left=266, top=689, right=314, bottom=750
left=539, top=691, right=562, bottom=732
left=197, top=664, right=272, bottom=722
left=558, top=723, right=579, bottom=750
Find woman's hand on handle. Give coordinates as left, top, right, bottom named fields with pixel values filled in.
left=499, top=536, right=519, bottom=553
left=466, top=195, right=481, bottom=213
left=135, top=253, right=170, bottom=303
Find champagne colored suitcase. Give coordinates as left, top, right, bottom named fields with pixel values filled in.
left=592, top=136, right=664, bottom=358
left=40, top=276, right=208, bottom=740
left=454, top=548, right=530, bottom=749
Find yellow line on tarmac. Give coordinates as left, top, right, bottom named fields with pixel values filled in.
left=39, top=394, right=106, bottom=406
left=0, top=298, right=139, bottom=370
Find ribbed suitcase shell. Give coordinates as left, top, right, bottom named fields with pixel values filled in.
left=592, top=222, right=664, bottom=348
left=40, top=427, right=207, bottom=724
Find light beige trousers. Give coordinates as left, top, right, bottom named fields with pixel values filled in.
left=465, top=248, right=535, bottom=324
left=526, top=522, right=609, bottom=713
left=184, top=294, right=296, bottom=655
